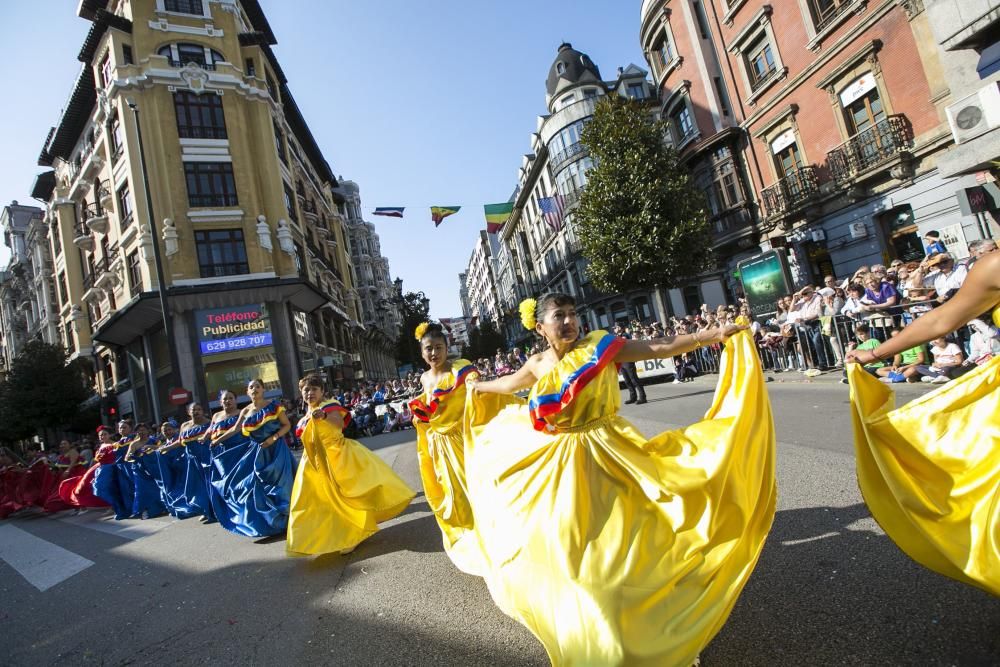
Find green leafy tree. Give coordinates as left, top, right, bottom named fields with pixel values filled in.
left=395, top=291, right=431, bottom=368
left=576, top=96, right=714, bottom=292
left=0, top=341, right=95, bottom=442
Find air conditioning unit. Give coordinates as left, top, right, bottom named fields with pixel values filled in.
left=945, top=83, right=1000, bottom=144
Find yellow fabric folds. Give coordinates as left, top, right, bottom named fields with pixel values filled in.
left=848, top=354, right=1000, bottom=596
left=412, top=359, right=485, bottom=575
left=286, top=410, right=416, bottom=557
left=464, top=331, right=776, bottom=666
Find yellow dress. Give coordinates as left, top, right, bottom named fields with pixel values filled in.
left=465, top=331, right=776, bottom=666
left=409, top=359, right=485, bottom=575
left=286, top=399, right=416, bottom=557
left=848, top=306, right=1000, bottom=596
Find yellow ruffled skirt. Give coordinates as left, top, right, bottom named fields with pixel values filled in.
left=416, top=424, right=485, bottom=575
left=848, top=358, right=1000, bottom=596
left=286, top=428, right=416, bottom=557
left=464, top=334, right=777, bottom=666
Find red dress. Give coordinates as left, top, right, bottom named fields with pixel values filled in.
left=58, top=447, right=112, bottom=509
left=17, top=458, right=58, bottom=509
left=0, top=464, right=26, bottom=518
left=43, top=454, right=87, bottom=512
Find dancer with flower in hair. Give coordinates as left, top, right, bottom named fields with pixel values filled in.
left=209, top=379, right=294, bottom=537
left=286, top=374, right=415, bottom=557
left=407, top=321, right=484, bottom=575
left=464, top=293, right=775, bottom=666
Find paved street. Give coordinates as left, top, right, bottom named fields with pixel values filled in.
left=1, top=378, right=997, bottom=666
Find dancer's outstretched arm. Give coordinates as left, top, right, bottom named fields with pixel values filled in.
left=615, top=325, right=744, bottom=363
left=469, top=359, right=539, bottom=395
left=848, top=253, right=1000, bottom=364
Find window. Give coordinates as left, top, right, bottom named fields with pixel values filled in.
left=693, top=1, right=711, bottom=39
left=164, top=0, right=204, bottom=15
left=173, top=91, right=227, bottom=139
left=808, top=0, right=852, bottom=31
left=57, top=271, right=68, bottom=306
left=122, top=44, right=133, bottom=66
left=184, top=162, right=238, bottom=207
left=283, top=183, right=297, bottom=223
left=669, top=104, right=695, bottom=143
left=274, top=119, right=287, bottom=163
left=108, top=108, right=124, bottom=161
left=626, top=82, right=646, bottom=99
left=654, top=34, right=676, bottom=69
left=245, top=58, right=256, bottom=77
left=127, top=250, right=142, bottom=292
left=713, top=77, right=732, bottom=117
left=548, top=119, right=588, bottom=164
left=157, top=43, right=224, bottom=69
left=556, top=62, right=567, bottom=75
left=51, top=226, right=62, bottom=258
left=558, top=93, right=576, bottom=109
left=195, top=229, right=249, bottom=277
left=100, top=52, right=113, bottom=88
left=117, top=182, right=134, bottom=228
left=774, top=141, right=803, bottom=177
left=583, top=88, right=599, bottom=99
left=265, top=72, right=277, bottom=100
left=746, top=35, right=776, bottom=89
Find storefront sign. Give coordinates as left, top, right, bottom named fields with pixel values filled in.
left=936, top=223, right=970, bottom=260
left=738, top=250, right=792, bottom=317
left=839, top=72, right=877, bottom=107
left=195, top=304, right=272, bottom=356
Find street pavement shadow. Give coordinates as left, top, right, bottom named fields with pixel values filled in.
left=703, top=502, right=1000, bottom=665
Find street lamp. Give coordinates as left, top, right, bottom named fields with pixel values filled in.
left=126, top=98, right=183, bottom=407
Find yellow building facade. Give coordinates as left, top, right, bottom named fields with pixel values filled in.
left=33, top=0, right=366, bottom=421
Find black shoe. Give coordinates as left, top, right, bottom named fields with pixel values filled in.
left=625, top=398, right=636, bottom=404
left=635, top=398, right=647, bottom=405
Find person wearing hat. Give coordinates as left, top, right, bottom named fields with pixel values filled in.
left=926, top=253, right=968, bottom=304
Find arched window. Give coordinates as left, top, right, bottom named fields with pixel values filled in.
left=157, top=43, right=225, bottom=69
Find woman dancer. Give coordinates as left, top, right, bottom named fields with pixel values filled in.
left=154, top=420, right=187, bottom=517
left=0, top=447, right=26, bottom=518
left=209, top=380, right=294, bottom=537
left=846, top=251, right=999, bottom=596
left=93, top=423, right=133, bottom=519
left=464, top=294, right=776, bottom=666
left=286, top=375, right=415, bottom=556
left=43, top=441, right=86, bottom=512
left=126, top=423, right=167, bottom=519
left=162, top=404, right=216, bottom=522
left=58, top=432, right=110, bottom=510
left=408, top=322, right=483, bottom=574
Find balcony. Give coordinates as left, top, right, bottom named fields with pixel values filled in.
left=168, top=58, right=216, bottom=71
left=550, top=142, right=587, bottom=172
left=761, top=167, right=819, bottom=219
left=95, top=246, right=120, bottom=290
left=81, top=202, right=109, bottom=236
left=73, top=223, right=95, bottom=252
left=97, top=180, right=114, bottom=210
left=827, top=115, right=913, bottom=186
left=710, top=206, right=754, bottom=239
left=563, top=186, right=583, bottom=211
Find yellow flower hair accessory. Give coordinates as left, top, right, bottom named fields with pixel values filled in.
left=519, top=298, right=537, bottom=330
left=414, top=322, right=430, bottom=340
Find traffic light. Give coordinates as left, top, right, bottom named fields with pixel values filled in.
left=102, top=393, right=118, bottom=423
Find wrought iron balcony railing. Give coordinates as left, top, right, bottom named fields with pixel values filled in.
left=761, top=166, right=819, bottom=219
left=827, top=115, right=912, bottom=185
left=550, top=142, right=586, bottom=172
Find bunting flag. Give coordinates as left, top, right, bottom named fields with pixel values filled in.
left=373, top=207, right=405, bottom=218
left=484, top=202, right=514, bottom=234
left=431, top=206, right=461, bottom=226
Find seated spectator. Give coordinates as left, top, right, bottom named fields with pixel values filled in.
left=876, top=327, right=927, bottom=383
left=372, top=383, right=387, bottom=405
left=383, top=406, right=404, bottom=432
left=842, top=324, right=885, bottom=383
left=914, top=336, right=966, bottom=383
left=672, top=353, right=699, bottom=383
left=967, top=318, right=998, bottom=366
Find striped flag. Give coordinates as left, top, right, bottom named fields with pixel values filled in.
left=539, top=194, right=565, bottom=231
left=483, top=202, right=514, bottom=234
left=431, top=206, right=461, bottom=227
left=373, top=207, right=405, bottom=218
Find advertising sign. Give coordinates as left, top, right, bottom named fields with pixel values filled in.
left=195, top=304, right=272, bottom=356
left=618, top=357, right=677, bottom=383
left=738, top=250, right=792, bottom=318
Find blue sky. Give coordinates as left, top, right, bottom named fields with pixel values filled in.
left=0, top=1, right=647, bottom=318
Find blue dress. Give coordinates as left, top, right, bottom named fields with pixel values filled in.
left=155, top=442, right=191, bottom=517
left=131, top=437, right=167, bottom=518
left=209, top=401, right=294, bottom=537
left=180, top=423, right=217, bottom=522
left=92, top=443, right=132, bottom=519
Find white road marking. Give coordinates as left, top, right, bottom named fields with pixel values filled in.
left=0, top=524, right=94, bottom=592
left=55, top=510, right=174, bottom=540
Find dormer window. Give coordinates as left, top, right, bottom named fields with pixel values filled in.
left=556, top=62, right=567, bottom=75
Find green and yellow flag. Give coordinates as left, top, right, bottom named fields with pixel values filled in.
left=431, top=206, right=461, bottom=227
left=484, top=202, right=514, bottom=234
